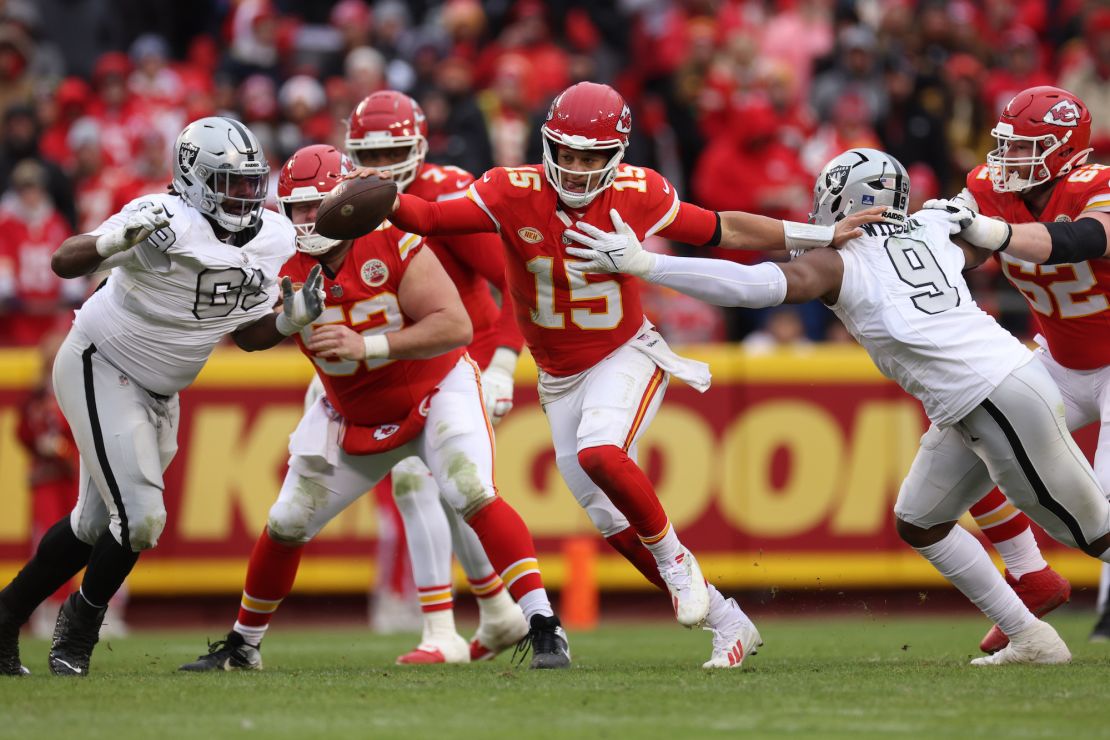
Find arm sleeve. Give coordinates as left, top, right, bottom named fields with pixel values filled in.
left=389, top=193, right=497, bottom=236
left=656, top=201, right=721, bottom=247
left=439, top=231, right=524, bottom=352
left=646, top=254, right=788, bottom=308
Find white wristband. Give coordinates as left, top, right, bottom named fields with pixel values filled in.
left=783, top=221, right=834, bottom=251
left=363, top=334, right=390, bottom=360
left=275, top=313, right=301, bottom=337
left=94, top=231, right=128, bottom=258
left=962, top=215, right=1012, bottom=252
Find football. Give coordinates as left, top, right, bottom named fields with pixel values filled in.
left=314, top=175, right=398, bottom=240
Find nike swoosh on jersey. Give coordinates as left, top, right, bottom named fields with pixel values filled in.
left=456, top=178, right=469, bottom=189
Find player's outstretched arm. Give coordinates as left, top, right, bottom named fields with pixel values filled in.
left=565, top=210, right=843, bottom=307
left=52, top=203, right=170, bottom=278
left=926, top=200, right=1110, bottom=264
left=345, top=166, right=496, bottom=236
left=306, top=249, right=472, bottom=362
left=234, top=264, right=327, bottom=351
left=716, top=207, right=886, bottom=252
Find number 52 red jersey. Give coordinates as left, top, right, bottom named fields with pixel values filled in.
left=967, top=163, right=1110, bottom=369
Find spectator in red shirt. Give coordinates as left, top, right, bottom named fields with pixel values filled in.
left=0, top=160, right=77, bottom=346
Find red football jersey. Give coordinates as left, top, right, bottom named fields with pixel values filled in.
left=968, top=163, right=1110, bottom=369
left=280, top=224, right=463, bottom=426
left=406, top=162, right=522, bottom=367
left=467, top=164, right=715, bottom=376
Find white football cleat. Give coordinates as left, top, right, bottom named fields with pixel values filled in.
left=659, top=547, right=710, bottom=628
left=470, top=606, right=530, bottom=662
left=970, top=619, right=1070, bottom=666
left=395, top=632, right=471, bottom=665
left=702, top=603, right=762, bottom=669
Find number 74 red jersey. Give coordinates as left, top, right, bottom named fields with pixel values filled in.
left=967, top=163, right=1110, bottom=370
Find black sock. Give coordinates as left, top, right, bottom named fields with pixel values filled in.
left=79, top=531, right=140, bottom=608
left=0, top=517, right=92, bottom=623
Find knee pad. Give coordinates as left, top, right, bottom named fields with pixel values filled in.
left=266, top=477, right=328, bottom=544
left=126, top=505, right=167, bottom=551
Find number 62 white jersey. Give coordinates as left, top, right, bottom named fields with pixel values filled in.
left=77, top=192, right=296, bottom=396
left=829, top=208, right=1032, bottom=427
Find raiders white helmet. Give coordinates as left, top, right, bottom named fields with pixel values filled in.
left=810, top=148, right=910, bottom=227
left=172, top=117, right=269, bottom=233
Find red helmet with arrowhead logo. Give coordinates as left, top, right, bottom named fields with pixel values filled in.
left=987, top=86, right=1093, bottom=192
left=346, top=90, right=428, bottom=192
left=277, top=144, right=354, bottom=255
left=540, top=81, right=631, bottom=208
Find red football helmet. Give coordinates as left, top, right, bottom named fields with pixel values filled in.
left=987, top=86, right=1093, bottom=192
left=346, top=91, right=428, bottom=191
left=541, top=82, right=631, bottom=208
left=277, top=144, right=354, bottom=255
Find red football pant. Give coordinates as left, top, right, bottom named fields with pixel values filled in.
left=577, top=445, right=670, bottom=539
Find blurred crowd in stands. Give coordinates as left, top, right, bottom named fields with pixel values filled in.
left=0, top=0, right=1107, bottom=349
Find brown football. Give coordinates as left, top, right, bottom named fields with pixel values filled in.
left=314, top=175, right=398, bottom=240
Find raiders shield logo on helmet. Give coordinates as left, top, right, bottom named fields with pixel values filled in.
left=178, top=142, right=200, bottom=171
left=825, top=165, right=851, bottom=195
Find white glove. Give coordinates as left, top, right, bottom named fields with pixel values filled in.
left=276, top=263, right=327, bottom=336
left=481, top=347, right=517, bottom=425
left=95, top=203, right=171, bottom=257
left=923, top=198, right=1011, bottom=251
left=563, top=209, right=656, bottom=277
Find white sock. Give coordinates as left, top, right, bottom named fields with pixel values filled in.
left=992, top=528, right=1048, bottom=578
left=641, top=524, right=681, bottom=565
left=422, top=608, right=458, bottom=640
left=1098, top=562, right=1110, bottom=614
left=233, top=621, right=267, bottom=647
left=516, top=589, right=554, bottom=621
left=442, top=500, right=497, bottom=581
left=703, top=584, right=745, bottom=631
left=915, top=526, right=1035, bottom=636
left=477, top=588, right=517, bottom=621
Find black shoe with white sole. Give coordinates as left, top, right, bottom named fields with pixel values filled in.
left=49, top=593, right=105, bottom=676
left=0, top=601, right=29, bottom=676
left=179, top=631, right=263, bottom=672
left=513, top=614, right=571, bottom=670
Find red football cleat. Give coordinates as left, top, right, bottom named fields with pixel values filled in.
left=980, top=566, right=1071, bottom=654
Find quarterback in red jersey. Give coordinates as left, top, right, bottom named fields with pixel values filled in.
left=926, top=86, right=1110, bottom=648
left=343, top=91, right=530, bottom=664
left=354, top=82, right=878, bottom=668
left=180, top=145, right=569, bottom=672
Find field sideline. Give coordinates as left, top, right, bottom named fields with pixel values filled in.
left=3, top=611, right=1108, bottom=739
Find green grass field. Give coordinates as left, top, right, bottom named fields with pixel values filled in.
left=3, top=611, right=1108, bottom=739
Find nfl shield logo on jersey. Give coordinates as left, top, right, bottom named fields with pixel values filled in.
left=360, top=259, right=389, bottom=287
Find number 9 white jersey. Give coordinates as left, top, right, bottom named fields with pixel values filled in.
left=77, top=192, right=295, bottom=396
left=830, top=208, right=1032, bottom=427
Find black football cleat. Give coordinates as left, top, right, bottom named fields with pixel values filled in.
left=49, top=592, right=106, bottom=676
left=0, top=600, right=29, bottom=676
left=513, top=614, right=571, bottom=670
left=179, top=631, right=263, bottom=672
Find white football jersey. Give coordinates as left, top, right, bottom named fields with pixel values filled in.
left=77, top=193, right=295, bottom=395
left=830, top=208, right=1032, bottom=427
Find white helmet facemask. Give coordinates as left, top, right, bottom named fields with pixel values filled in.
left=541, top=128, right=624, bottom=209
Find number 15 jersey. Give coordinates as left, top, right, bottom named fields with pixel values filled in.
left=467, top=164, right=717, bottom=377
left=966, top=163, right=1110, bottom=370
left=79, top=193, right=295, bottom=396
left=830, top=209, right=1031, bottom=427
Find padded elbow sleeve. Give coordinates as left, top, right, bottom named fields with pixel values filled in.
left=1045, top=218, right=1107, bottom=264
